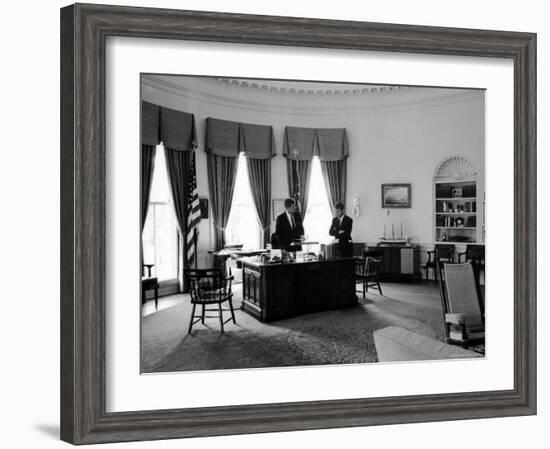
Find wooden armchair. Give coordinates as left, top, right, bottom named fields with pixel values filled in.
left=424, top=244, right=455, bottom=281
left=184, top=268, right=236, bottom=334
left=355, top=250, right=384, bottom=297
left=458, top=244, right=485, bottom=281
left=437, top=261, right=485, bottom=349
left=141, top=263, right=159, bottom=309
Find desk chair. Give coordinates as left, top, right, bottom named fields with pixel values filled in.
left=184, top=268, right=236, bottom=334
left=458, top=244, right=485, bottom=281
left=424, top=244, right=455, bottom=281
left=355, top=250, right=384, bottom=298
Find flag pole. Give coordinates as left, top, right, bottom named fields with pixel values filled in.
left=194, top=228, right=198, bottom=269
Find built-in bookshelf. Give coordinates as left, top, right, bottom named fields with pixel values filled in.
left=433, top=156, right=480, bottom=243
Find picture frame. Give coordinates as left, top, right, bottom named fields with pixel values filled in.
left=452, top=187, right=463, bottom=198
left=381, top=183, right=412, bottom=208
left=60, top=3, right=536, bottom=445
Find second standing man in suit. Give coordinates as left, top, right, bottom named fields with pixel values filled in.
left=329, top=202, right=353, bottom=257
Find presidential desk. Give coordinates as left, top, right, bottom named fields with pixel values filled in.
left=241, top=257, right=357, bottom=322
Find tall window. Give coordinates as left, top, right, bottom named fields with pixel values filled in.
left=303, top=156, right=334, bottom=245
left=142, top=145, right=179, bottom=282
left=225, top=153, right=261, bottom=249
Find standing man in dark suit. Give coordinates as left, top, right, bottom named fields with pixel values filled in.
left=329, top=202, right=353, bottom=257
left=275, top=198, right=305, bottom=252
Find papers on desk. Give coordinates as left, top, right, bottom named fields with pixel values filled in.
left=269, top=249, right=282, bottom=262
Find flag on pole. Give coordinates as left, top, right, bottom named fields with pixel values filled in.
left=186, top=151, right=201, bottom=267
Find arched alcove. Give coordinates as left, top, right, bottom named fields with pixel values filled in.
left=433, top=155, right=480, bottom=243
left=434, top=155, right=477, bottom=181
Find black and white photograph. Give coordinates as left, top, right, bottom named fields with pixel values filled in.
left=3, top=0, right=544, bottom=447
left=140, top=74, right=486, bottom=373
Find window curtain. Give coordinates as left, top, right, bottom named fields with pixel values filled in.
left=283, top=126, right=315, bottom=215
left=159, top=106, right=197, bottom=291
left=240, top=123, right=274, bottom=248
left=205, top=118, right=240, bottom=250
left=320, top=160, right=346, bottom=213
left=206, top=153, right=238, bottom=250
left=316, top=128, right=348, bottom=212
left=141, top=102, right=161, bottom=230
left=141, top=145, right=156, bottom=230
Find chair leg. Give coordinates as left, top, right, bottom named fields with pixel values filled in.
left=377, top=282, right=383, bottom=296
left=201, top=304, right=205, bottom=324
left=218, top=302, right=224, bottom=333
left=154, top=286, right=158, bottom=310
left=229, top=299, right=236, bottom=324
left=188, top=303, right=196, bottom=334
left=362, top=279, right=366, bottom=298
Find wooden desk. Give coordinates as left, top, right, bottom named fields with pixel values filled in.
left=241, top=257, right=358, bottom=322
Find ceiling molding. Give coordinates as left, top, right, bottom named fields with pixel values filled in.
left=210, top=77, right=408, bottom=96
left=142, top=75, right=484, bottom=117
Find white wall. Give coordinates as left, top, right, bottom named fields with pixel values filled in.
left=143, top=78, right=484, bottom=256
left=2, top=1, right=546, bottom=449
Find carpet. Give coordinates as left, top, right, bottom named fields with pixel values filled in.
left=141, top=282, right=446, bottom=373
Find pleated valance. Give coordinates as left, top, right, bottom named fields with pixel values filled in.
left=141, top=101, right=160, bottom=146
left=205, top=118, right=240, bottom=157
left=206, top=118, right=275, bottom=159
left=141, top=101, right=196, bottom=151
left=283, top=126, right=348, bottom=161
left=283, top=126, right=316, bottom=161
left=316, top=128, right=349, bottom=161
left=160, top=106, right=197, bottom=151
left=239, top=123, right=275, bottom=159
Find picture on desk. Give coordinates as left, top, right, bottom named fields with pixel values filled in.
left=140, top=73, right=486, bottom=374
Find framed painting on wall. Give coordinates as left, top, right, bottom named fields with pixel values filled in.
left=381, top=183, right=411, bottom=208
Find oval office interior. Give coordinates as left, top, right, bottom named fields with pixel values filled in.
left=140, top=75, right=486, bottom=373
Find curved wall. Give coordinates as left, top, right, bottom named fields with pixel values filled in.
left=142, top=76, right=485, bottom=263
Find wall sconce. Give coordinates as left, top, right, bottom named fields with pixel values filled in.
left=353, top=198, right=360, bottom=217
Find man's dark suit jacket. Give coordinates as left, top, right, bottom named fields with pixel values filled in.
left=275, top=211, right=304, bottom=251
left=329, top=215, right=353, bottom=257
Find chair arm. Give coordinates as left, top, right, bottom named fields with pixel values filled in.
left=224, top=275, right=234, bottom=293
left=445, top=313, right=467, bottom=325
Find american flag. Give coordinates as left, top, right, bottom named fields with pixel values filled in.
left=186, top=151, right=201, bottom=267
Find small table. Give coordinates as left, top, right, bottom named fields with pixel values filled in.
left=141, top=264, right=159, bottom=309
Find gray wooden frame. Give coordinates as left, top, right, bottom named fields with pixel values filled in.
left=60, top=3, right=536, bottom=445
